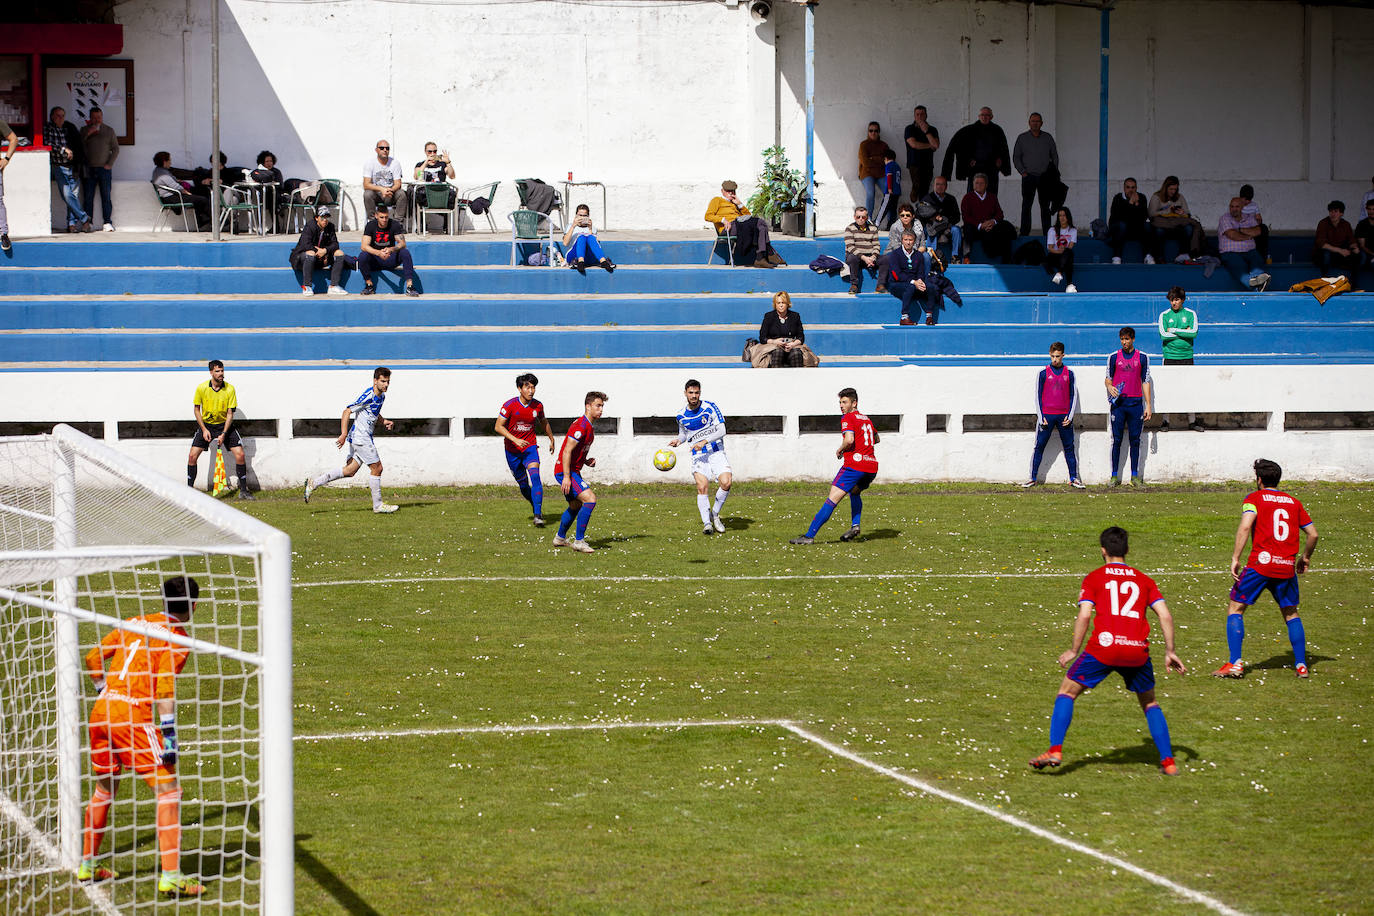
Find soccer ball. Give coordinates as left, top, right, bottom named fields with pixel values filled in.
left=652, top=448, right=677, bottom=472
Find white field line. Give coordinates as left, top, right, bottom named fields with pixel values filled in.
left=0, top=790, right=120, bottom=916
left=287, top=717, right=1247, bottom=916
left=290, top=717, right=796, bottom=744
left=294, top=567, right=1374, bottom=589
left=780, top=723, right=1247, bottom=916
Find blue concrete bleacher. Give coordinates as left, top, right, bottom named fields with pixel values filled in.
left=0, top=238, right=1369, bottom=369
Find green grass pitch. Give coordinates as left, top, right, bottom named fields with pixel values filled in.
left=254, top=481, right=1371, bottom=914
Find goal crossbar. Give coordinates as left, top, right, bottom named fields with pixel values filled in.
left=0, top=587, right=264, bottom=667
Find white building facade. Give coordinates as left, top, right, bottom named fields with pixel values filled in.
left=80, top=0, right=1374, bottom=233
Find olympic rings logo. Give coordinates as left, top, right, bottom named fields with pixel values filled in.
left=71, top=71, right=105, bottom=80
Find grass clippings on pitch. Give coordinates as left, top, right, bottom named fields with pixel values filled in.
left=247, top=481, right=1373, bottom=914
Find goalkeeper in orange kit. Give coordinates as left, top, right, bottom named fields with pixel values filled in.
left=79, top=575, right=206, bottom=898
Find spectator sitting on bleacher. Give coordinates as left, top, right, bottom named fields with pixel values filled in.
left=1355, top=199, right=1374, bottom=275
left=413, top=141, right=456, bottom=231
left=876, top=204, right=926, bottom=294
left=918, top=174, right=961, bottom=263
left=1148, top=175, right=1204, bottom=263
left=151, top=152, right=210, bottom=231
left=250, top=150, right=285, bottom=232
left=1044, top=207, right=1078, bottom=294
left=562, top=204, right=615, bottom=273
left=1108, top=177, right=1155, bottom=264
left=887, top=230, right=934, bottom=326
left=757, top=291, right=807, bottom=368
left=291, top=205, right=349, bottom=296
left=704, top=180, right=783, bottom=269
left=1313, top=201, right=1360, bottom=282
left=1217, top=197, right=1271, bottom=290
left=1362, top=176, right=1374, bottom=213
left=359, top=203, right=419, bottom=297
left=193, top=151, right=244, bottom=197
left=844, top=206, right=880, bottom=295
left=362, top=139, right=406, bottom=219
left=960, top=173, right=1017, bottom=263
left=1238, top=184, right=1270, bottom=265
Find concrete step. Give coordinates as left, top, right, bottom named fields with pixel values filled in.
left=0, top=262, right=1342, bottom=296
left=0, top=235, right=1327, bottom=268
left=2, top=291, right=1370, bottom=330
left=6, top=322, right=1368, bottom=368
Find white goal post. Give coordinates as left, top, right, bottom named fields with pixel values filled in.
left=0, top=424, right=292, bottom=914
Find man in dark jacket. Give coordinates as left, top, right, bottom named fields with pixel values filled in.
left=919, top=174, right=963, bottom=263
left=941, top=107, right=1011, bottom=195
left=291, top=205, right=350, bottom=295
left=886, top=231, right=934, bottom=325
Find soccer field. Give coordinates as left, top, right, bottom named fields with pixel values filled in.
left=258, top=481, right=1372, bottom=915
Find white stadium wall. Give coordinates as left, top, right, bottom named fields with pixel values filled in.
left=12, top=366, right=1373, bottom=489
left=85, top=0, right=1372, bottom=234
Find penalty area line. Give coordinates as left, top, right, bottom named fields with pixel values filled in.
left=292, top=717, right=798, bottom=744
left=780, top=723, right=1248, bottom=916
left=286, top=715, right=1248, bottom=915
left=294, top=567, right=1374, bottom=589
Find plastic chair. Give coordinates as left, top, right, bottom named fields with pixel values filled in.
left=458, top=181, right=499, bottom=232
left=706, top=222, right=737, bottom=266
left=508, top=208, right=554, bottom=266
left=287, top=179, right=346, bottom=232
left=219, top=187, right=260, bottom=235
left=514, top=178, right=564, bottom=231
left=417, top=183, right=459, bottom=236
left=151, top=183, right=197, bottom=232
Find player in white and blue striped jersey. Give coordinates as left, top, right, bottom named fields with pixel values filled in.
left=303, top=367, right=399, bottom=513
left=668, top=379, right=733, bottom=535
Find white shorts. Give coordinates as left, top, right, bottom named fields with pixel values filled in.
left=690, top=449, right=732, bottom=481
left=347, top=433, right=380, bottom=466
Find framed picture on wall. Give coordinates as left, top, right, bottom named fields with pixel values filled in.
left=43, top=58, right=135, bottom=144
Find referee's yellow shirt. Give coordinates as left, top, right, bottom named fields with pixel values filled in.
left=194, top=380, right=238, bottom=425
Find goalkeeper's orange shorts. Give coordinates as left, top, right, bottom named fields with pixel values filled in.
left=88, top=694, right=176, bottom=787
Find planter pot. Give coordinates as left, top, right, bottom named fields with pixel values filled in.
left=778, top=209, right=808, bottom=236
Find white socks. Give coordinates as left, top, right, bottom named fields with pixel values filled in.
left=311, top=468, right=345, bottom=489
left=713, top=487, right=729, bottom=515
left=697, top=493, right=712, bottom=524
left=369, top=475, right=383, bottom=508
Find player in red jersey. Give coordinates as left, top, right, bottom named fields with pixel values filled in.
left=790, top=387, right=879, bottom=544
left=1213, top=458, right=1319, bottom=679
left=79, top=576, right=207, bottom=897
left=494, top=372, right=556, bottom=527
left=1030, top=527, right=1187, bottom=775
left=553, top=390, right=607, bottom=553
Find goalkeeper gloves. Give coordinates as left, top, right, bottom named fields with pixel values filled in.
left=92, top=678, right=106, bottom=696
left=159, top=715, right=178, bottom=767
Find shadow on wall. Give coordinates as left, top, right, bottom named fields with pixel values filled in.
left=771, top=0, right=1001, bottom=220
left=115, top=0, right=318, bottom=187
left=211, top=3, right=317, bottom=179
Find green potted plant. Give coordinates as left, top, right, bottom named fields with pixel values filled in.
left=745, top=145, right=815, bottom=236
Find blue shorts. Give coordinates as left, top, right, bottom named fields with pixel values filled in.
left=505, top=443, right=541, bottom=479
left=1066, top=652, right=1156, bottom=693
left=1229, top=567, right=1300, bottom=609
left=554, top=471, right=588, bottom=502
left=832, top=468, right=877, bottom=494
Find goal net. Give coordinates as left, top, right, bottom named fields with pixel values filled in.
left=0, top=425, right=292, bottom=914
